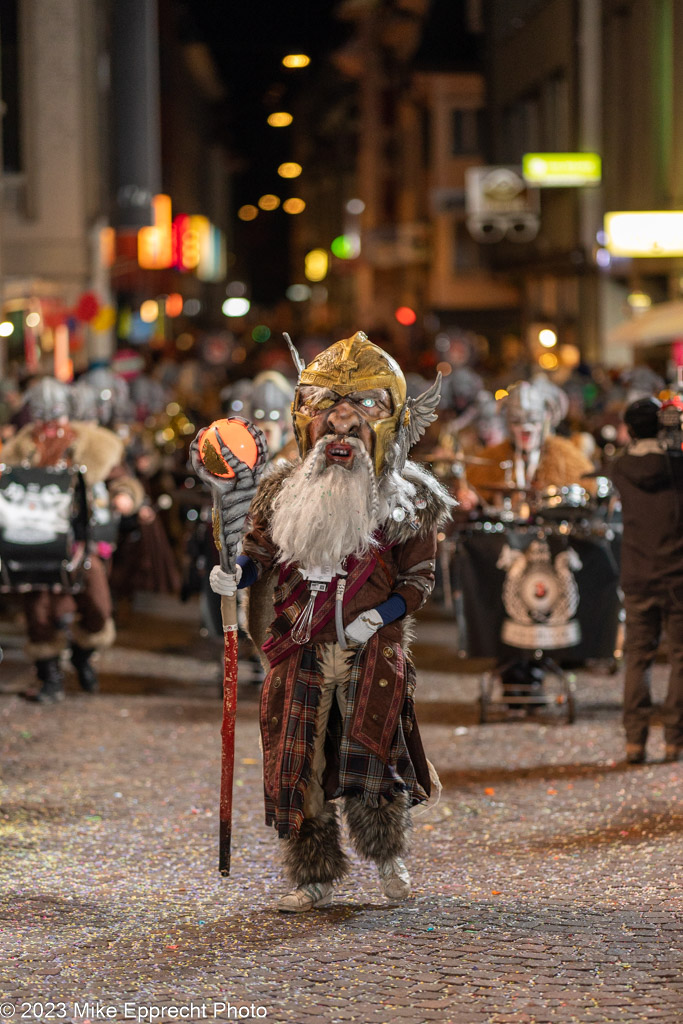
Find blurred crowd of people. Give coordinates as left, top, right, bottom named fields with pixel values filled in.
left=0, top=325, right=681, bottom=759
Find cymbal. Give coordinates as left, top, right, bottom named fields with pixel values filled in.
left=474, top=482, right=532, bottom=494
left=421, top=451, right=505, bottom=466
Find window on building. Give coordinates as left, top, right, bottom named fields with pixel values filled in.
left=451, top=109, right=483, bottom=156
left=541, top=73, right=570, bottom=150
left=454, top=220, right=480, bottom=274
left=1, top=0, right=22, bottom=173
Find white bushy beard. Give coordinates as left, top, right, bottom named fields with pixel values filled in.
left=271, top=436, right=381, bottom=572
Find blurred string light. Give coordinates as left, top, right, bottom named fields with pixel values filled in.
left=238, top=205, right=259, bottom=221
left=495, top=389, right=508, bottom=400
left=226, top=280, right=247, bottom=297
left=286, top=284, right=310, bottom=302
left=176, top=333, right=195, bottom=351
left=26, top=312, right=41, bottom=328
left=395, top=306, right=417, bottom=326
left=282, top=54, right=310, bottom=68
left=222, top=297, right=251, bottom=317
left=140, top=300, right=159, bottom=323
left=283, top=198, right=306, bottom=214
left=252, top=325, right=271, bottom=343
left=559, top=343, right=581, bottom=368
left=331, top=234, right=359, bottom=259
left=258, top=194, right=280, bottom=211
left=304, top=249, right=328, bottom=282
left=184, top=298, right=201, bottom=316
left=165, top=293, right=184, bottom=318
left=0, top=321, right=14, bottom=337
left=267, top=112, right=293, bottom=127
left=539, top=351, right=559, bottom=369
left=278, top=162, right=302, bottom=179
left=435, top=361, right=453, bottom=377
left=538, top=328, right=557, bottom=348
left=595, top=248, right=611, bottom=268
left=346, top=198, right=365, bottom=215
left=627, top=291, right=652, bottom=309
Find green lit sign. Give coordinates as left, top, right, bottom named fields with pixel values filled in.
left=522, top=152, right=602, bottom=187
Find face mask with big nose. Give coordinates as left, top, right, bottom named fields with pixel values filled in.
left=304, top=388, right=393, bottom=471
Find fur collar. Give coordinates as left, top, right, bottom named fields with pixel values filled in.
left=2, top=421, right=125, bottom=485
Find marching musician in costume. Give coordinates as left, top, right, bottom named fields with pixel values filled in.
left=456, top=377, right=596, bottom=704
left=1, top=377, right=144, bottom=702
left=210, top=332, right=454, bottom=912
left=459, top=376, right=595, bottom=508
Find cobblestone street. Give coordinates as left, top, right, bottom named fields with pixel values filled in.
left=1, top=595, right=681, bottom=1024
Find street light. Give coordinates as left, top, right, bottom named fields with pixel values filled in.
left=267, top=112, right=293, bottom=127
left=282, top=54, right=310, bottom=68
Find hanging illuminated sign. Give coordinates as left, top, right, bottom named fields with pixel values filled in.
left=604, top=211, right=683, bottom=257
left=137, top=194, right=173, bottom=269
left=522, top=153, right=602, bottom=187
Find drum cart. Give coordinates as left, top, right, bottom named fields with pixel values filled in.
left=0, top=465, right=89, bottom=594
left=477, top=650, right=577, bottom=724
left=453, top=480, right=622, bottom=725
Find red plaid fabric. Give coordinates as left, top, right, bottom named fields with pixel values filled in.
left=264, top=645, right=428, bottom=838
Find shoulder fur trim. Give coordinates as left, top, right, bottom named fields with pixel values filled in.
left=381, top=460, right=457, bottom=544
left=70, top=424, right=125, bottom=484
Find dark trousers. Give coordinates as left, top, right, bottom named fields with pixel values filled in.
left=622, top=590, right=683, bottom=747
left=23, top=555, right=112, bottom=646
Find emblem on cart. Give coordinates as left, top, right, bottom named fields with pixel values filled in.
left=497, top=537, right=582, bottom=649
left=0, top=480, right=72, bottom=545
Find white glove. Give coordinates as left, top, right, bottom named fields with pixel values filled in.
left=209, top=563, right=242, bottom=596
left=345, top=608, right=383, bottom=645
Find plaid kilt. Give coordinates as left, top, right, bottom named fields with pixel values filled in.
left=264, top=644, right=429, bottom=838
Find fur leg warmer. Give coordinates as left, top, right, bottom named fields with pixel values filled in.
left=70, top=616, right=116, bottom=651
left=344, top=790, right=412, bottom=862
left=282, top=802, right=349, bottom=886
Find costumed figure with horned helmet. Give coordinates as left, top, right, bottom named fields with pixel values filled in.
left=459, top=375, right=595, bottom=509
left=210, top=331, right=455, bottom=912
left=0, top=377, right=144, bottom=702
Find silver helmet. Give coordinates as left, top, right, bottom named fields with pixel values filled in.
left=24, top=377, right=71, bottom=422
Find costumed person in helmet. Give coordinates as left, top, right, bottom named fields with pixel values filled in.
left=458, top=376, right=595, bottom=507
left=611, top=396, right=683, bottom=764
left=457, top=377, right=596, bottom=705
left=1, top=377, right=144, bottom=702
left=210, top=331, right=455, bottom=912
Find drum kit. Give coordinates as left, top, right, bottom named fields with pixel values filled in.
left=420, top=449, right=622, bottom=724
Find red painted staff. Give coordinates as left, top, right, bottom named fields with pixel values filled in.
left=190, top=417, right=268, bottom=874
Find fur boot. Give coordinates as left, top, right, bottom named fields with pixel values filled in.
left=282, top=802, right=349, bottom=886
left=344, top=789, right=412, bottom=862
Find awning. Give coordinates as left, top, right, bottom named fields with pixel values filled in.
left=606, top=300, right=683, bottom=347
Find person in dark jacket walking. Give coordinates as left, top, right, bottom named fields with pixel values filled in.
left=611, top=396, right=683, bottom=764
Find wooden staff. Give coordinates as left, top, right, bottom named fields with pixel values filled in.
left=189, top=417, right=268, bottom=875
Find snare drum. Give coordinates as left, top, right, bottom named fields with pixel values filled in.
left=0, top=465, right=88, bottom=592
left=534, top=484, right=591, bottom=522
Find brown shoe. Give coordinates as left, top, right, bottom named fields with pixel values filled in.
left=625, top=743, right=645, bottom=764
left=663, top=745, right=682, bottom=763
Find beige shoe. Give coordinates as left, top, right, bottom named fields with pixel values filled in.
left=277, top=881, right=334, bottom=913
left=664, top=744, right=682, bottom=763
left=377, top=857, right=411, bottom=899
